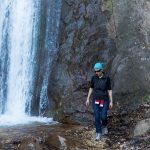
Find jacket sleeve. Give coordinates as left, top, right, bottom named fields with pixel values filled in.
left=90, top=76, right=94, bottom=88
left=106, top=77, right=112, bottom=90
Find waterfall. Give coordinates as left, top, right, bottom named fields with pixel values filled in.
left=0, top=0, right=61, bottom=125
left=39, top=0, right=62, bottom=116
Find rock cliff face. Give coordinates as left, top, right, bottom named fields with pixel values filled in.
left=48, top=0, right=150, bottom=124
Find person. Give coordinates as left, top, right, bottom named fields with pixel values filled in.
left=86, top=62, right=113, bottom=141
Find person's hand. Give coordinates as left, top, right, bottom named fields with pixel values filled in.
left=86, top=99, right=90, bottom=107
left=109, top=101, right=113, bottom=109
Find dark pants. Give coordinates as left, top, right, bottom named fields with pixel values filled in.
left=92, top=99, right=109, bottom=133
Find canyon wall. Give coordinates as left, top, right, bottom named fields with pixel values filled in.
left=48, top=0, right=150, bottom=124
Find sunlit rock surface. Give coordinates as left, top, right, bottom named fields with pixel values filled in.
left=134, top=119, right=150, bottom=136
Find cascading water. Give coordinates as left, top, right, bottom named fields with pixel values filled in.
left=0, top=0, right=62, bottom=125
left=39, top=0, right=62, bottom=116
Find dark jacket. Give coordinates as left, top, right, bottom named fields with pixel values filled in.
left=90, top=74, right=111, bottom=100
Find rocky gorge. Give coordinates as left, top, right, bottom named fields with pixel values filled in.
left=0, top=0, right=150, bottom=149
left=47, top=0, right=150, bottom=148
left=49, top=0, right=150, bottom=125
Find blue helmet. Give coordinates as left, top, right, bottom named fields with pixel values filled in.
left=94, top=62, right=104, bottom=71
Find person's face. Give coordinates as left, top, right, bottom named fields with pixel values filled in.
left=95, top=69, right=103, bottom=76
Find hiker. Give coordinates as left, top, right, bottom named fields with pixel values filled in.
left=86, top=62, right=113, bottom=141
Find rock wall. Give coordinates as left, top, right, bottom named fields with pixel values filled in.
left=111, top=0, right=150, bottom=104
left=48, top=0, right=150, bottom=124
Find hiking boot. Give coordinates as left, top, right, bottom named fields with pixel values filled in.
left=95, top=133, right=102, bottom=141
left=102, top=127, right=108, bottom=135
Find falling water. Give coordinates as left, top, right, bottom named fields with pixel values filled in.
left=39, top=0, right=62, bottom=116
left=0, top=0, right=62, bottom=125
